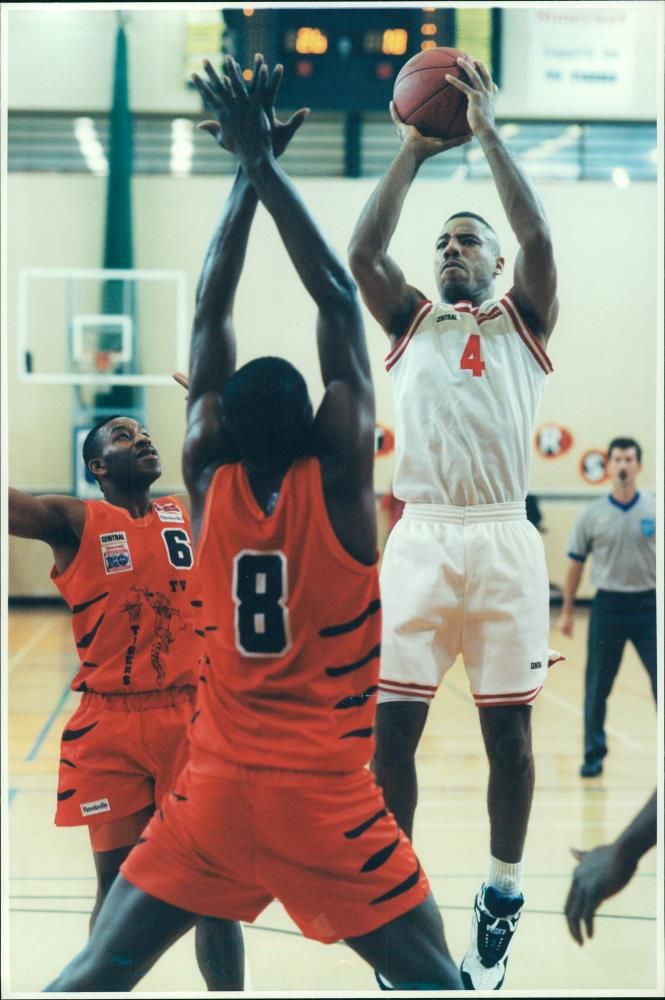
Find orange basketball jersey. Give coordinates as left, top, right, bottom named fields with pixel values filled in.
left=191, top=457, right=381, bottom=774
left=51, top=497, right=203, bottom=694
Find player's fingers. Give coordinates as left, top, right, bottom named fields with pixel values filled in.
left=456, top=56, right=484, bottom=89
left=583, top=908, right=594, bottom=940
left=564, top=885, right=585, bottom=945
left=570, top=847, right=586, bottom=862
left=225, top=56, right=248, bottom=98
left=474, top=59, right=493, bottom=88
left=255, top=61, right=269, bottom=99
left=389, top=100, right=405, bottom=126
left=285, top=107, right=310, bottom=135
left=191, top=74, right=219, bottom=113
left=172, top=372, right=190, bottom=390
left=445, top=73, right=473, bottom=96
left=202, top=58, right=227, bottom=96
left=248, top=52, right=264, bottom=94
left=196, top=120, right=222, bottom=140
left=265, top=62, right=284, bottom=107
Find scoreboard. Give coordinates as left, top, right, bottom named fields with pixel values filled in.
left=220, top=7, right=501, bottom=112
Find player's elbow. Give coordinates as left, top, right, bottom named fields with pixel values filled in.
left=522, top=221, right=554, bottom=257
left=348, top=238, right=378, bottom=283
left=322, top=263, right=360, bottom=312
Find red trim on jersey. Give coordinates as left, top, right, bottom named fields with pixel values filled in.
left=500, top=294, right=553, bottom=374
left=477, top=306, right=502, bottom=326
left=453, top=300, right=478, bottom=315
left=385, top=300, right=432, bottom=372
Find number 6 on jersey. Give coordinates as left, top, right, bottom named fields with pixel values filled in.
left=233, top=551, right=292, bottom=657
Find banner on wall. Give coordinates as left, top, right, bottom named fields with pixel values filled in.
left=524, top=7, right=638, bottom=118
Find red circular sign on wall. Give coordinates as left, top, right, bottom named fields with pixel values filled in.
left=534, top=424, right=574, bottom=459
left=375, top=424, right=395, bottom=457
left=580, top=449, right=608, bottom=484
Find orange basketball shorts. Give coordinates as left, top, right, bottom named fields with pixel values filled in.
left=55, top=687, right=197, bottom=829
left=121, top=751, right=431, bottom=943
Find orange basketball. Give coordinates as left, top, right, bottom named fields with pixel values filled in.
left=393, top=47, right=471, bottom=139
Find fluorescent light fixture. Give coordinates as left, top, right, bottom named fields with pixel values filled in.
left=611, top=166, right=630, bottom=188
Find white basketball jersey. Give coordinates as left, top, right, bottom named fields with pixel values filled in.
left=387, top=294, right=553, bottom=506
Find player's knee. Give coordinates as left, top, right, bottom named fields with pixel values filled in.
left=488, top=730, right=533, bottom=774
left=375, top=702, right=426, bottom=766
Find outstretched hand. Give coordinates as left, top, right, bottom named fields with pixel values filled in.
left=445, top=56, right=499, bottom=137
left=389, top=101, right=471, bottom=161
left=192, top=54, right=308, bottom=159
left=564, top=843, right=637, bottom=945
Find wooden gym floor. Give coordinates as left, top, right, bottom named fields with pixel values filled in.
left=3, top=602, right=662, bottom=996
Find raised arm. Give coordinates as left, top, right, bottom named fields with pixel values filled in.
left=447, top=58, right=558, bottom=343
left=349, top=106, right=470, bottom=341
left=183, top=57, right=308, bottom=500
left=9, top=488, right=84, bottom=572
left=213, top=56, right=377, bottom=561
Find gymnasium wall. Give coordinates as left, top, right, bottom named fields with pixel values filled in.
left=7, top=7, right=659, bottom=120
left=7, top=171, right=658, bottom=597
left=6, top=6, right=660, bottom=599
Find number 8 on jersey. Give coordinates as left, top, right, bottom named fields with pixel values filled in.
left=233, top=550, right=292, bottom=657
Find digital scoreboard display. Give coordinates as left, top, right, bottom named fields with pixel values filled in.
left=275, top=8, right=453, bottom=112
left=220, top=8, right=501, bottom=113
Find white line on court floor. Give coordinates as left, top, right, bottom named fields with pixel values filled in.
left=540, top=688, right=643, bottom=749
left=8, top=619, right=58, bottom=674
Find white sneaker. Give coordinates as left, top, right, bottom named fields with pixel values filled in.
left=460, top=883, right=524, bottom=990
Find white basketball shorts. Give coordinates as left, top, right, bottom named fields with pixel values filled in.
left=378, top=501, right=552, bottom=708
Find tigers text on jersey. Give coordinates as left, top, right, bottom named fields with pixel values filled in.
left=191, top=457, right=381, bottom=775
left=51, top=497, right=201, bottom=694
left=386, top=295, right=553, bottom=506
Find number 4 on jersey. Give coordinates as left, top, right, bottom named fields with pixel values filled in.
left=460, top=333, right=486, bottom=377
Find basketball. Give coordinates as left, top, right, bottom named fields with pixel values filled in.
left=393, top=46, right=471, bottom=139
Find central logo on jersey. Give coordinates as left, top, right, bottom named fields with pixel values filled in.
left=99, top=532, right=133, bottom=575
left=435, top=312, right=458, bottom=323
left=153, top=502, right=184, bottom=523
left=80, top=797, right=111, bottom=816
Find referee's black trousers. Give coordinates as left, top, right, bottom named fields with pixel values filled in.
left=583, top=589, right=657, bottom=765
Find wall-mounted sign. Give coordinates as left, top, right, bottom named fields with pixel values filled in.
left=580, top=449, right=608, bottom=485
left=523, top=7, right=638, bottom=118
left=535, top=423, right=573, bottom=459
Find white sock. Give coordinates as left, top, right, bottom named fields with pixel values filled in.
left=486, top=855, right=523, bottom=895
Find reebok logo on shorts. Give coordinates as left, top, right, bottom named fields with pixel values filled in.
left=530, top=661, right=542, bottom=670
left=99, top=532, right=133, bottom=575
left=80, top=797, right=111, bottom=817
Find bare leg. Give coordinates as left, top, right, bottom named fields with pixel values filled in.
left=373, top=701, right=429, bottom=840
left=90, top=845, right=134, bottom=932
left=195, top=916, right=245, bottom=991
left=90, top=810, right=244, bottom=989
left=478, top=705, right=534, bottom=862
left=89, top=805, right=155, bottom=931
left=45, top=875, right=197, bottom=992
left=345, top=893, right=462, bottom=990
